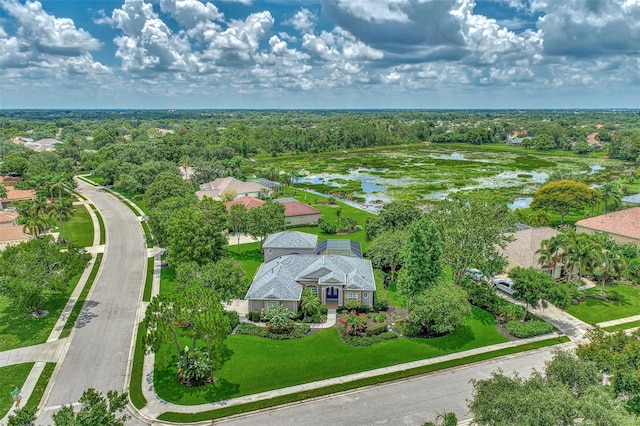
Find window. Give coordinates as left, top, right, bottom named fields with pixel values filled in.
left=267, top=248, right=273, bottom=254
left=286, top=218, right=292, bottom=225
left=266, top=301, right=277, bottom=308
left=348, top=292, right=358, bottom=301
left=307, top=286, right=318, bottom=297
left=363, top=292, right=368, bottom=299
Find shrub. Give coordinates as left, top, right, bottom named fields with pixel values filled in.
left=606, top=290, right=621, bottom=301
left=497, top=302, right=525, bottom=322
left=506, top=320, right=554, bottom=338
left=366, top=322, right=388, bottom=336
left=337, top=216, right=358, bottom=232
left=319, top=219, right=337, bottom=234
left=248, top=310, right=261, bottom=322
left=339, top=329, right=397, bottom=346
left=225, top=311, right=240, bottom=331
left=177, top=348, right=212, bottom=386
left=338, top=310, right=368, bottom=336
left=319, top=305, right=328, bottom=314
left=262, top=305, right=294, bottom=334
left=344, top=300, right=360, bottom=310
left=235, top=323, right=310, bottom=340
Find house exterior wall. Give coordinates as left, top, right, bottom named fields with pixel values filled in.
left=286, top=213, right=322, bottom=226
left=264, top=247, right=316, bottom=262
left=247, top=299, right=299, bottom=313
left=236, top=190, right=262, bottom=199
left=576, top=226, right=640, bottom=247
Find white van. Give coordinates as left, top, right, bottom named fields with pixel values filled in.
left=492, top=278, right=515, bottom=295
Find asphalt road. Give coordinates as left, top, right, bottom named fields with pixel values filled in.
left=37, top=181, right=147, bottom=425
left=218, top=346, right=566, bottom=426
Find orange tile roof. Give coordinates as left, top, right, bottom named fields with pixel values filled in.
left=225, top=196, right=264, bottom=211
left=1, top=186, right=36, bottom=202
left=576, top=207, right=640, bottom=240
left=0, top=211, right=19, bottom=225
left=280, top=200, right=321, bottom=217
left=0, top=225, right=31, bottom=243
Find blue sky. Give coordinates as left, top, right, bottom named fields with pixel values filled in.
left=1, top=0, right=639, bottom=109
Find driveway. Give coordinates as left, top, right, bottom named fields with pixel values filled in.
left=37, top=181, right=147, bottom=425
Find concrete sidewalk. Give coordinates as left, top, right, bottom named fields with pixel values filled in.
left=597, top=314, right=640, bottom=328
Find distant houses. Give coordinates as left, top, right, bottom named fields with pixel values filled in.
left=0, top=177, right=36, bottom=209
left=225, top=195, right=322, bottom=226
left=196, top=177, right=270, bottom=200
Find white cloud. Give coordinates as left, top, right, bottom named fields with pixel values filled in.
left=1, top=0, right=101, bottom=56
left=287, top=8, right=317, bottom=33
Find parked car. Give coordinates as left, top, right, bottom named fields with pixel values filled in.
left=464, top=268, right=484, bottom=282
left=492, top=278, right=515, bottom=295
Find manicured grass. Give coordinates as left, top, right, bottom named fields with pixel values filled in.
left=24, top=362, right=55, bottom=410
left=141, top=221, right=153, bottom=248
left=91, top=205, right=106, bottom=245
left=143, top=257, right=154, bottom=302
left=160, top=264, right=178, bottom=295
left=60, top=253, right=103, bottom=339
left=157, top=335, right=570, bottom=423
left=566, top=284, right=640, bottom=324
left=154, top=306, right=507, bottom=405
left=63, top=205, right=94, bottom=248
left=226, top=243, right=264, bottom=280
left=386, top=281, right=407, bottom=308
left=603, top=320, right=640, bottom=333
left=0, top=271, right=83, bottom=351
left=129, top=323, right=147, bottom=409
left=0, top=363, right=33, bottom=418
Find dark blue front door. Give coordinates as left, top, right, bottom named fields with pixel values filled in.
left=326, top=287, right=338, bottom=300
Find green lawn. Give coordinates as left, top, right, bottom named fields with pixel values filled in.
left=0, top=270, right=83, bottom=351
left=0, top=363, right=33, bottom=418
left=160, top=264, right=178, bottom=295
left=63, top=206, right=94, bottom=248
left=153, top=306, right=506, bottom=405
left=24, top=363, right=55, bottom=411
left=603, top=320, right=640, bottom=333
left=566, top=284, right=640, bottom=324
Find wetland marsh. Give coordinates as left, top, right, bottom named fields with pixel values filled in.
left=253, top=144, right=623, bottom=211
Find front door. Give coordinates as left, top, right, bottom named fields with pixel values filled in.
left=326, top=286, right=339, bottom=300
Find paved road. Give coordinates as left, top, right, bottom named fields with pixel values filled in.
left=218, top=346, right=568, bottom=426
left=38, top=181, right=147, bottom=425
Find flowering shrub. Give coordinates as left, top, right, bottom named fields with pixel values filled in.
left=339, top=310, right=367, bottom=336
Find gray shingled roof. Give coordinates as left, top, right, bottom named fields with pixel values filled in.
left=263, top=231, right=318, bottom=250
left=245, top=254, right=375, bottom=301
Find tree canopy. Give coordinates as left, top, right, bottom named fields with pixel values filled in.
left=530, top=180, right=598, bottom=224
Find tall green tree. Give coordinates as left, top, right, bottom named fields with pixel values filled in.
left=228, top=203, right=248, bottom=254
left=408, top=282, right=470, bottom=336
left=364, top=201, right=422, bottom=241
left=597, top=182, right=623, bottom=214
left=52, top=389, right=129, bottom=426
left=366, top=229, right=406, bottom=281
left=147, top=196, right=197, bottom=248
left=430, top=197, right=515, bottom=285
left=396, top=217, right=442, bottom=308
left=530, top=180, right=598, bottom=224
left=167, top=198, right=228, bottom=265
left=0, top=236, right=89, bottom=315
left=143, top=172, right=196, bottom=209
left=48, top=197, right=73, bottom=244
left=175, top=258, right=247, bottom=303
left=508, top=266, right=555, bottom=320
left=246, top=200, right=286, bottom=247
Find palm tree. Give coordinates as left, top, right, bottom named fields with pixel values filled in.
left=598, top=182, right=622, bottom=214
left=592, top=248, right=623, bottom=297
left=49, top=198, right=73, bottom=243
left=299, top=289, right=322, bottom=318
left=21, top=208, right=50, bottom=238
left=527, top=209, right=551, bottom=227
left=563, top=232, right=600, bottom=282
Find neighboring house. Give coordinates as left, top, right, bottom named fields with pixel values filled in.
left=499, top=225, right=561, bottom=277
left=197, top=177, right=269, bottom=200
left=276, top=198, right=322, bottom=226
left=245, top=231, right=375, bottom=312
left=576, top=207, right=640, bottom=247
left=225, top=196, right=322, bottom=226
left=0, top=212, right=30, bottom=250
left=0, top=211, right=19, bottom=227
left=0, top=185, right=36, bottom=209
left=507, top=136, right=532, bottom=146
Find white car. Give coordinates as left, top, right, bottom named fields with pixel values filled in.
left=492, top=278, right=515, bottom=295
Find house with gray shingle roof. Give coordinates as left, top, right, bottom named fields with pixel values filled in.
left=246, top=231, right=375, bottom=312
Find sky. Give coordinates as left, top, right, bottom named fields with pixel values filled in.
left=0, top=0, right=639, bottom=109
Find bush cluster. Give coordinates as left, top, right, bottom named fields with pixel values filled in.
left=506, top=320, right=554, bottom=338
left=366, top=322, right=389, bottom=336
left=235, top=323, right=310, bottom=340
left=338, top=304, right=373, bottom=314
left=338, top=329, right=397, bottom=346
left=247, top=310, right=261, bottom=322
left=225, top=311, right=240, bottom=331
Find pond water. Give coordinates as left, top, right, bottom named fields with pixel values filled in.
left=428, top=152, right=490, bottom=163
left=508, top=197, right=533, bottom=210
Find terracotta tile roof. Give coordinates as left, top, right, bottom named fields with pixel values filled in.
left=0, top=225, right=31, bottom=243
left=499, top=226, right=558, bottom=268
left=1, top=186, right=36, bottom=202
left=197, top=177, right=268, bottom=199
left=278, top=199, right=321, bottom=217
left=0, top=211, right=19, bottom=225
left=0, top=176, right=19, bottom=186
left=225, top=196, right=264, bottom=211
left=576, top=207, right=640, bottom=240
